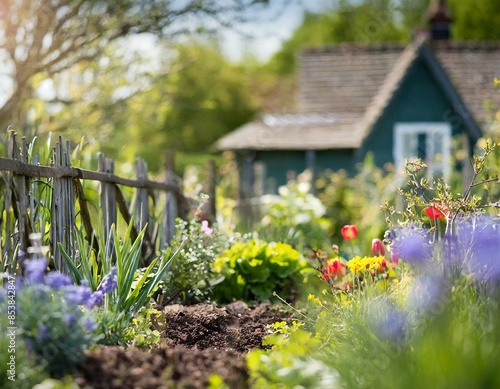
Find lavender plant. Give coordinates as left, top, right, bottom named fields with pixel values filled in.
left=0, top=246, right=114, bottom=378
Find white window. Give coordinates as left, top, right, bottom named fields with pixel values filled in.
left=394, top=123, right=451, bottom=178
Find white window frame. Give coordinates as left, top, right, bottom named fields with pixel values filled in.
left=393, top=122, right=452, bottom=178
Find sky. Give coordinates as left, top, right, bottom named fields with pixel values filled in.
left=218, top=0, right=330, bottom=62
left=126, top=0, right=330, bottom=64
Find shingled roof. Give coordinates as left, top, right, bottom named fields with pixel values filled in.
left=217, top=37, right=500, bottom=151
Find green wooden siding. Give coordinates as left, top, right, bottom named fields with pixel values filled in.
left=357, top=57, right=467, bottom=167
left=256, top=150, right=306, bottom=188
left=315, top=149, right=356, bottom=175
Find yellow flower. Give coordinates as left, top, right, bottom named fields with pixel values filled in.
left=347, top=255, right=386, bottom=275
left=307, top=294, right=323, bottom=306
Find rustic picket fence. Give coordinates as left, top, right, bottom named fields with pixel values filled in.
left=0, top=130, right=188, bottom=274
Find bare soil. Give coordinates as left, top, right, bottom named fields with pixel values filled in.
left=74, top=302, right=291, bottom=388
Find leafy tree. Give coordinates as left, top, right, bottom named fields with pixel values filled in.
left=447, top=0, right=500, bottom=40
left=160, top=41, right=258, bottom=153
left=0, top=0, right=271, bottom=133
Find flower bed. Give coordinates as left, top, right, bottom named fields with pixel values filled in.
left=2, top=144, right=500, bottom=388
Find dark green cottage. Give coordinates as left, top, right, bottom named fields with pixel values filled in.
left=216, top=4, right=500, bottom=197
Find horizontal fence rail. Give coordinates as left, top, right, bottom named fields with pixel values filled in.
left=0, top=131, right=187, bottom=274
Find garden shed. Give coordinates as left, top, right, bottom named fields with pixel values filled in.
left=216, top=6, right=500, bottom=197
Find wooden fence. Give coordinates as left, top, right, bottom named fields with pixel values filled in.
left=0, top=130, right=188, bottom=273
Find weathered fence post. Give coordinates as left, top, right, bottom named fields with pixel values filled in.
left=134, top=157, right=150, bottom=236
left=51, top=137, right=76, bottom=272
left=98, top=153, right=117, bottom=258
left=4, top=130, right=31, bottom=265
left=205, top=159, right=217, bottom=221
left=161, top=150, right=178, bottom=248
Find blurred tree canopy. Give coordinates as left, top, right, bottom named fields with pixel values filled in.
left=160, top=42, right=258, bottom=153
left=447, top=0, right=500, bottom=41
left=0, top=0, right=271, bottom=132
left=31, top=39, right=259, bottom=172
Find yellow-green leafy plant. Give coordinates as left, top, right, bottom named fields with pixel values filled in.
left=212, top=238, right=312, bottom=303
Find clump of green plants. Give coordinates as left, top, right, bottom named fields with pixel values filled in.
left=61, top=222, right=182, bottom=345
left=253, top=171, right=331, bottom=251
left=122, top=302, right=165, bottom=349
left=159, top=197, right=226, bottom=304
left=212, top=238, right=312, bottom=303
left=60, top=222, right=179, bottom=346
left=0, top=317, right=47, bottom=388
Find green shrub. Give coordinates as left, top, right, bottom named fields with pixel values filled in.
left=121, top=302, right=165, bottom=349
left=252, top=171, right=331, bottom=251
left=212, top=238, right=311, bottom=303
left=159, top=203, right=225, bottom=304
left=0, top=326, right=47, bottom=388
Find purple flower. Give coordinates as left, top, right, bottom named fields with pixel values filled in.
left=373, top=307, right=406, bottom=342
left=408, top=274, right=444, bottom=313
left=17, top=249, right=28, bottom=261
left=83, top=318, right=97, bottom=332
left=45, top=271, right=73, bottom=288
left=97, top=267, right=117, bottom=295
left=390, top=226, right=434, bottom=265
left=87, top=291, right=104, bottom=308
left=31, top=284, right=51, bottom=300
left=457, top=216, right=500, bottom=282
left=63, top=314, right=78, bottom=327
left=62, top=284, right=92, bottom=306
left=24, top=258, right=47, bottom=284
left=37, top=324, right=50, bottom=341
left=441, top=233, right=464, bottom=267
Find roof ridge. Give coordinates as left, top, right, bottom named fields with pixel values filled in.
left=301, top=40, right=500, bottom=55
left=301, top=42, right=407, bottom=55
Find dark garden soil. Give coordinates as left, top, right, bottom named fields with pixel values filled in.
left=74, top=302, right=292, bottom=389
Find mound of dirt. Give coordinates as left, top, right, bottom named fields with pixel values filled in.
left=74, top=302, right=290, bottom=389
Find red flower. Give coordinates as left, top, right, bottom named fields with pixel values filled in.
left=371, top=238, right=386, bottom=256
left=424, top=203, right=448, bottom=220
left=377, top=259, right=388, bottom=273
left=322, top=260, right=346, bottom=280
left=341, top=225, right=358, bottom=240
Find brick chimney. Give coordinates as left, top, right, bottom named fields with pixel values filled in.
left=428, top=0, right=453, bottom=41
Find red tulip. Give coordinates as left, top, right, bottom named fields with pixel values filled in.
left=322, top=260, right=346, bottom=280
left=424, top=203, right=448, bottom=220
left=341, top=225, right=358, bottom=240
left=371, top=238, right=385, bottom=256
